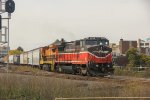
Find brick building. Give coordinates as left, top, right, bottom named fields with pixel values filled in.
left=110, top=38, right=149, bottom=66
left=119, top=39, right=137, bottom=55
left=110, top=42, right=128, bottom=66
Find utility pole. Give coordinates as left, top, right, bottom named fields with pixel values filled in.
left=0, top=0, right=15, bottom=70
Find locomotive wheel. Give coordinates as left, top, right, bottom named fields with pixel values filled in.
left=58, top=66, right=62, bottom=73
left=80, top=67, right=88, bottom=76
left=39, top=65, right=43, bottom=70
left=87, top=61, right=97, bottom=76
left=72, top=65, right=77, bottom=75
left=43, top=65, right=46, bottom=70
left=108, top=70, right=114, bottom=77
left=43, top=64, right=50, bottom=71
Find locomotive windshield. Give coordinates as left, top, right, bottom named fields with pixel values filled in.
left=85, top=39, right=109, bottom=46
left=99, top=40, right=109, bottom=46
left=85, top=40, right=97, bottom=45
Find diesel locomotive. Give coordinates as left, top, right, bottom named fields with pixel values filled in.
left=3, top=37, right=114, bottom=76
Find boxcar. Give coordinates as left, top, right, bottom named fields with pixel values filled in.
left=14, top=55, right=20, bottom=65
left=28, top=50, right=33, bottom=65
left=23, top=52, right=28, bottom=65
left=32, top=48, right=40, bottom=66
left=9, top=55, right=14, bottom=64
left=20, top=54, right=24, bottom=64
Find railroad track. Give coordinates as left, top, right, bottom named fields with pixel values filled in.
left=0, top=65, right=150, bottom=83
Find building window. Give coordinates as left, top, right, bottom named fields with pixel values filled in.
left=145, top=43, right=149, bottom=46
left=76, top=41, right=80, bottom=46
left=140, top=43, right=144, bottom=46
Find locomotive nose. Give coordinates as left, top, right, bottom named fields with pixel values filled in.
left=88, top=45, right=104, bottom=52
left=88, top=45, right=112, bottom=57
left=88, top=45, right=103, bottom=57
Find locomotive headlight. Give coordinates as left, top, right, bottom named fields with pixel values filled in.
left=96, top=64, right=99, bottom=67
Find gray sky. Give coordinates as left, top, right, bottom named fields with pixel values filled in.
left=8, top=0, right=150, bottom=51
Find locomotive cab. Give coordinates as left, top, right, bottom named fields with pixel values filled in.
left=84, top=37, right=109, bottom=47
left=84, top=37, right=112, bottom=56
left=75, top=37, right=112, bottom=55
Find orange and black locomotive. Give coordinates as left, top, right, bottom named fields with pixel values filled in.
left=54, top=37, right=114, bottom=76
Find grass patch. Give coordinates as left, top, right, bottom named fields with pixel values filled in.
left=0, top=73, right=149, bottom=100
left=114, top=67, right=150, bottom=78
left=9, top=65, right=44, bottom=74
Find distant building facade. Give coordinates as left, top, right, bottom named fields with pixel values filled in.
left=138, top=38, right=150, bottom=55
left=138, top=38, right=150, bottom=48
left=119, top=39, right=137, bottom=55
left=110, top=43, right=128, bottom=66
left=110, top=38, right=150, bottom=66
left=109, top=43, right=121, bottom=57
left=0, top=46, right=9, bottom=58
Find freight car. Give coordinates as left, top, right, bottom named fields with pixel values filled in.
left=19, top=48, right=41, bottom=66
left=3, top=37, right=114, bottom=76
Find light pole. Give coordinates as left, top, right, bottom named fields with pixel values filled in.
left=6, top=13, right=10, bottom=70
left=0, top=0, right=15, bottom=70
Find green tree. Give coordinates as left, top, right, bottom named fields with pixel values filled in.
left=126, top=48, right=150, bottom=67
left=146, top=59, right=150, bottom=67
left=126, top=48, right=140, bottom=67
left=128, top=54, right=136, bottom=67
left=140, top=54, right=150, bottom=67
left=9, top=46, right=24, bottom=55
left=126, top=48, right=138, bottom=58
left=17, top=46, right=24, bottom=52
left=9, top=50, right=23, bottom=55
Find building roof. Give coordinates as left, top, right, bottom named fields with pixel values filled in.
left=147, top=38, right=150, bottom=42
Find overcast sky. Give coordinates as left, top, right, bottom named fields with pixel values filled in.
left=6, top=0, right=150, bottom=51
